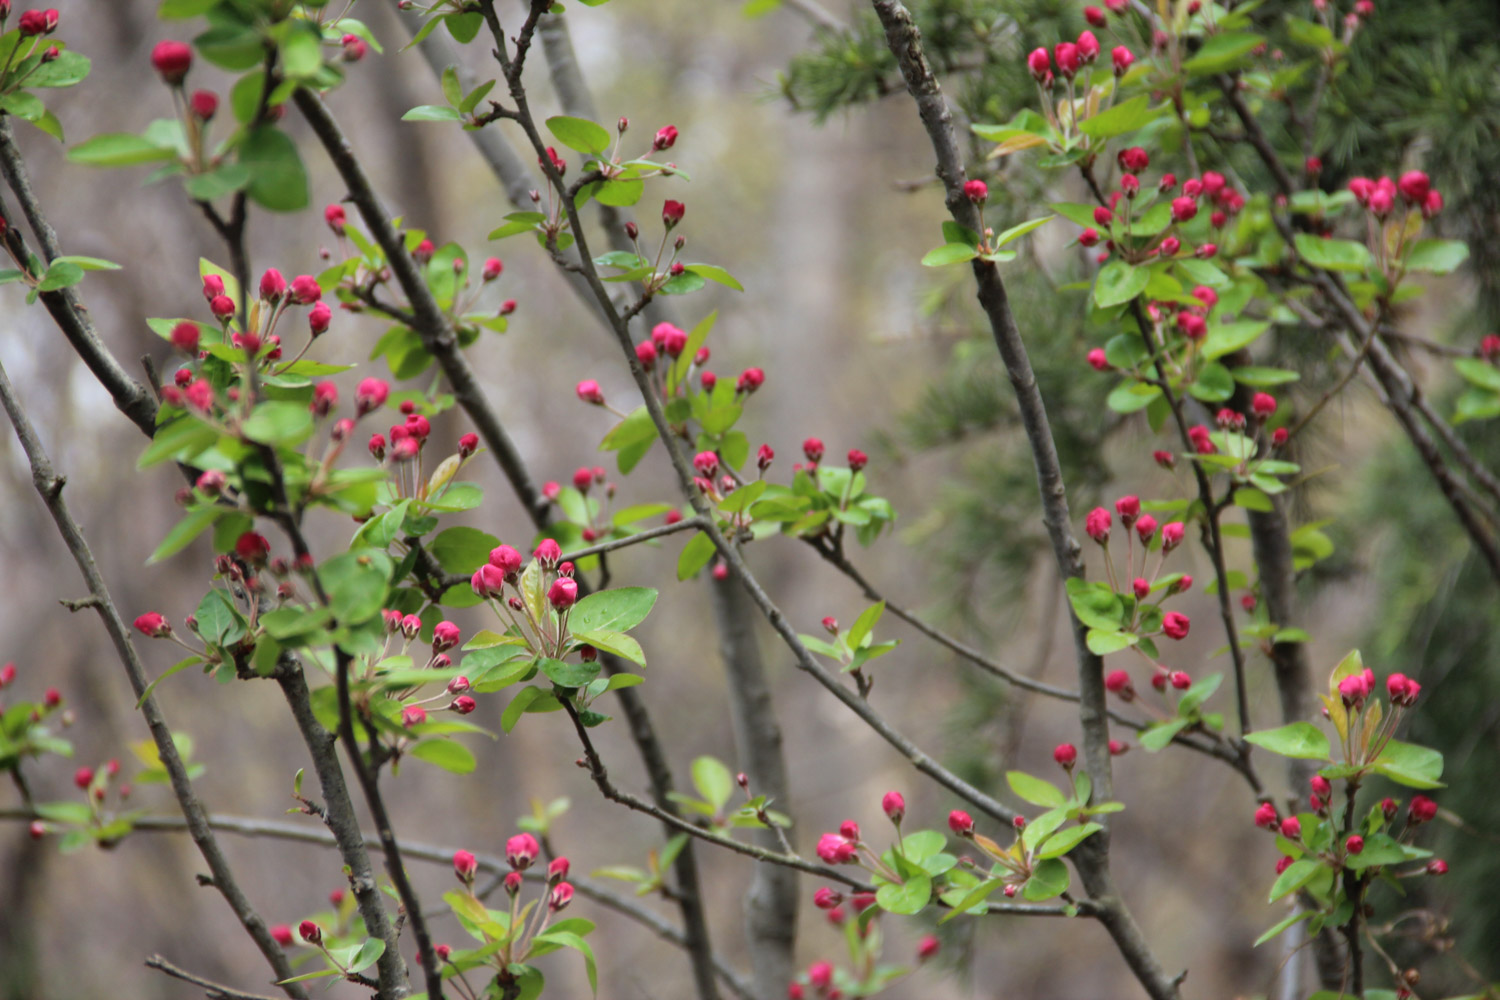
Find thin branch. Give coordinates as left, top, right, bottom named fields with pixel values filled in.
left=146, top=956, right=285, bottom=1000
left=0, top=119, right=159, bottom=437
left=0, top=358, right=308, bottom=999
left=869, top=5, right=1181, bottom=998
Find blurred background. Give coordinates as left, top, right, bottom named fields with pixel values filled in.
left=1, top=1, right=1498, bottom=998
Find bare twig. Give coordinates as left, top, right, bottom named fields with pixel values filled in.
left=146, top=955, right=285, bottom=1000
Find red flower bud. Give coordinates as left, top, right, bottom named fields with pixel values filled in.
left=1111, top=45, right=1134, bottom=75
left=737, top=367, right=765, bottom=393
left=298, top=920, right=321, bottom=944
left=258, top=268, right=286, bottom=302
left=290, top=274, right=322, bottom=305
left=1254, top=802, right=1279, bottom=829
left=1085, top=506, right=1111, bottom=543
left=662, top=199, right=686, bottom=228
left=189, top=89, right=218, bottom=120
left=271, top=924, right=293, bottom=946
left=881, top=790, right=905, bottom=824
left=963, top=178, right=988, bottom=203
left=1397, top=170, right=1430, bottom=206
left=847, top=448, right=868, bottom=472
left=1280, top=817, right=1302, bottom=838
left=802, top=437, right=824, bottom=462
left=917, top=934, right=940, bottom=960
left=1026, top=47, right=1051, bottom=81
left=548, top=577, right=578, bottom=611
left=133, top=612, right=172, bottom=638
left=1345, top=834, right=1364, bottom=855
left=1171, top=196, right=1199, bottom=223
left=1053, top=743, right=1077, bottom=768
left=151, top=40, right=193, bottom=85
left=1162, top=612, right=1190, bottom=640
left=815, top=832, right=858, bottom=864
left=1409, top=795, right=1437, bottom=823
left=948, top=809, right=974, bottom=837
left=1426, top=859, right=1447, bottom=876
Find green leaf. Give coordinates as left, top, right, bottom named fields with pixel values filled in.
left=1454, top=358, right=1500, bottom=393
left=571, top=628, right=645, bottom=667
left=36, top=261, right=83, bottom=292
left=1078, top=95, right=1154, bottom=139
left=135, top=655, right=205, bottom=709
left=994, top=215, right=1054, bottom=247
left=1231, top=366, right=1300, bottom=387
left=921, top=243, right=978, bottom=267
left=677, top=531, right=715, bottom=580
left=1022, top=858, right=1070, bottom=901
left=1293, top=233, right=1371, bottom=273
left=150, top=507, right=221, bottom=563
left=1187, top=362, right=1235, bottom=402
left=537, top=657, right=600, bottom=689
left=428, top=527, right=501, bottom=574
left=692, top=756, right=735, bottom=811
left=319, top=549, right=393, bottom=626
left=684, top=264, right=744, bottom=291
left=1086, top=628, right=1138, bottom=655
left=1202, top=321, right=1271, bottom=361
left=241, top=401, right=314, bottom=446
left=184, top=160, right=253, bottom=200
left=845, top=601, right=885, bottom=651
left=1036, top=822, right=1102, bottom=859
left=280, top=22, right=324, bottom=78
left=403, top=105, right=463, bottom=122
left=1065, top=578, right=1125, bottom=631
left=238, top=127, right=309, bottom=213
left=1183, top=32, right=1264, bottom=74
left=1245, top=722, right=1331, bottom=761
left=347, top=938, right=386, bottom=975
left=875, top=873, right=932, bottom=914
left=1373, top=740, right=1444, bottom=789
left=1268, top=858, right=1321, bottom=902
left=1006, top=771, right=1066, bottom=808
left=1404, top=239, right=1468, bottom=275
left=26, top=50, right=90, bottom=88
left=1094, top=259, right=1150, bottom=308
left=411, top=739, right=476, bottom=774
left=569, top=587, right=657, bottom=634
left=1139, top=717, right=1190, bottom=751
left=1177, top=672, right=1223, bottom=715
left=546, top=115, right=611, bottom=154
left=1255, top=908, right=1313, bottom=947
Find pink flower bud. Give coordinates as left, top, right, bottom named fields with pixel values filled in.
left=1093, top=206, right=1113, bottom=227
left=299, top=920, right=321, bottom=944
left=815, top=832, right=858, bottom=864
left=133, top=612, right=172, bottom=638
left=1160, top=522, right=1185, bottom=551
left=546, top=881, right=574, bottom=912
left=1397, top=170, right=1430, bottom=205
left=1254, top=802, right=1279, bottom=829
left=507, top=833, right=540, bottom=870
left=572, top=379, right=607, bottom=407
left=1054, top=41, right=1081, bottom=77
left=355, top=377, right=389, bottom=416
left=342, top=34, right=366, bottom=61
left=324, top=204, right=346, bottom=234
left=1087, top=347, right=1109, bottom=371
left=534, top=538, right=562, bottom=568
left=693, top=451, right=720, bottom=476
left=1053, top=743, right=1077, bottom=768
left=653, top=124, right=679, bottom=151
left=1084, top=5, right=1106, bottom=26
left=1132, top=577, right=1150, bottom=600
left=1386, top=672, right=1421, bottom=707
left=435, top=944, right=452, bottom=961
left=1085, top=506, right=1111, bottom=543
left=413, top=238, right=436, bottom=264
left=74, top=766, right=94, bottom=789
left=1275, top=855, right=1293, bottom=875
left=737, top=367, right=765, bottom=393
left=1078, top=228, right=1101, bottom=249
left=548, top=577, right=578, bottom=611
left=1310, top=775, right=1332, bottom=799
left=271, top=924, right=293, bottom=946
left=882, top=790, right=905, bottom=824
left=839, top=819, right=860, bottom=841
left=917, top=934, right=940, bottom=960
left=1112, top=45, right=1134, bottom=75
left=544, top=856, right=570, bottom=884
left=1279, top=817, right=1302, bottom=838
left=1109, top=739, right=1128, bottom=756
left=948, top=809, right=974, bottom=837
left=471, top=563, right=505, bottom=598
left=308, top=381, right=337, bottom=418
left=1345, top=834, right=1364, bottom=855
left=1409, top=795, right=1437, bottom=823
left=1162, top=612, right=1190, bottom=640
left=1426, top=859, right=1447, bottom=876
left=963, top=178, right=988, bottom=203
left=504, top=871, right=523, bottom=895
left=662, top=199, right=686, bottom=228
left=1026, top=47, right=1051, bottom=81
left=452, top=849, right=478, bottom=882
left=1105, top=670, right=1134, bottom=699
left=500, top=298, right=517, bottom=315
left=1171, top=196, right=1199, bottom=223
left=188, top=89, right=218, bottom=121
left=401, top=704, right=427, bottom=727
left=481, top=546, right=520, bottom=582
left=151, top=40, right=193, bottom=85
left=289, top=274, right=321, bottom=305
left=450, top=695, right=476, bottom=714
left=847, top=449, right=868, bottom=472
left=1422, top=189, right=1443, bottom=218
left=1077, top=30, right=1100, bottom=63
left=813, top=886, right=842, bottom=909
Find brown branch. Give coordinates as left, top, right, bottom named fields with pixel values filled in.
left=0, top=119, right=159, bottom=438
left=0, top=359, right=308, bottom=999
left=145, top=956, right=285, bottom=1000
left=869, top=4, right=1181, bottom=998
